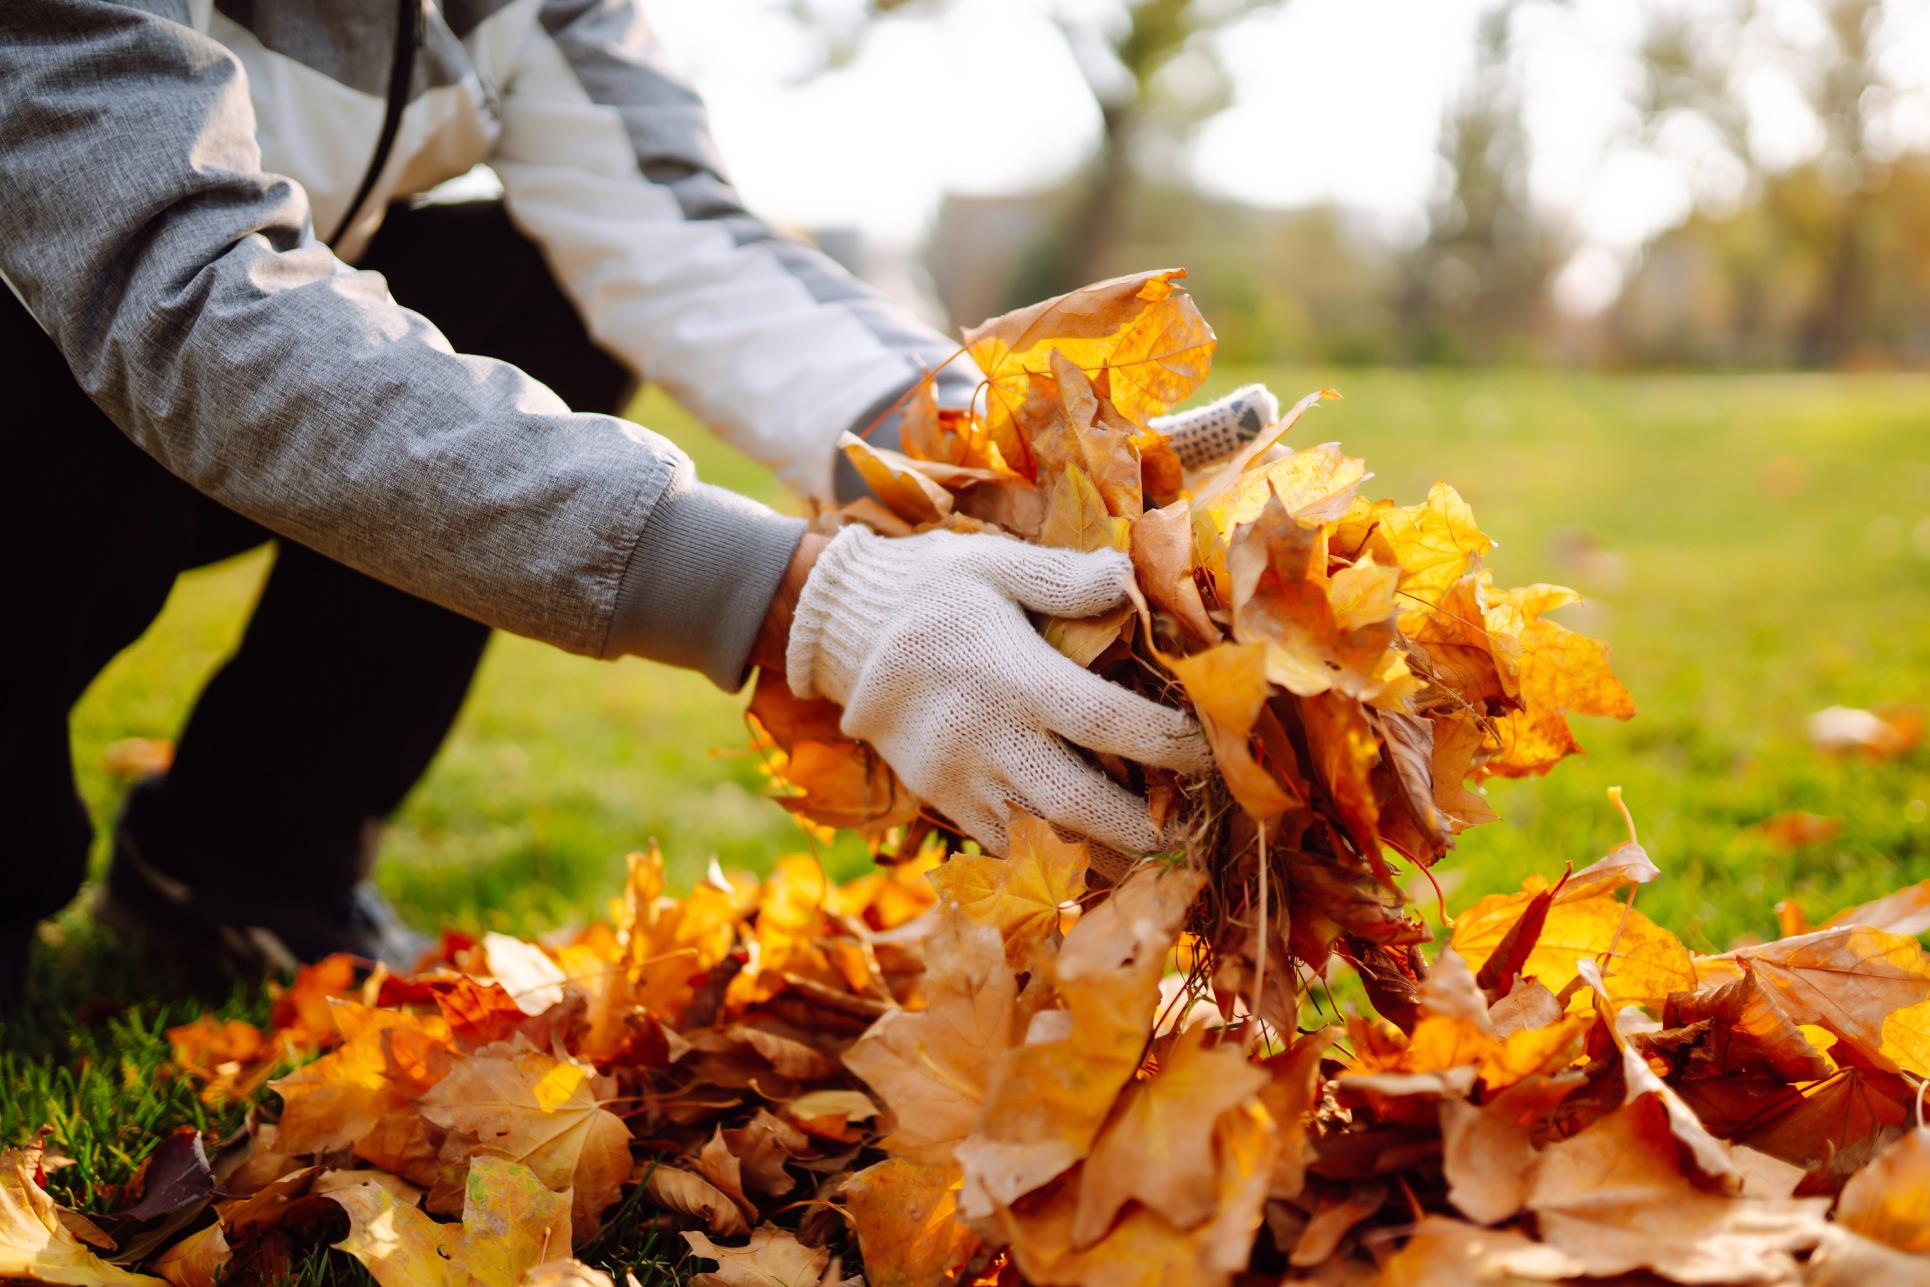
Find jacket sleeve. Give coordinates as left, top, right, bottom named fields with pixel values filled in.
left=0, top=0, right=804, bottom=689
left=489, top=0, right=979, bottom=505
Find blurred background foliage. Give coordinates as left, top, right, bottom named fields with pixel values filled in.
left=771, top=0, right=1930, bottom=369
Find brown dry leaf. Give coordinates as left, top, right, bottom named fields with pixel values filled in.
left=640, top=1167, right=749, bottom=1239
left=1439, top=1072, right=1584, bottom=1224
left=1719, top=926, right=1930, bottom=1075
left=1821, top=877, right=1930, bottom=936
left=1427, top=711, right=1498, bottom=833
left=1129, top=501, right=1217, bottom=644
left=1189, top=394, right=1348, bottom=521
left=1657, top=969, right=1835, bottom=1082
left=842, top=917, right=1016, bottom=1166
left=1259, top=1029, right=1333, bottom=1200
left=1373, top=710, right=1453, bottom=863
left=1163, top=643, right=1302, bottom=820
left=1673, top=1064, right=1916, bottom=1191
left=1227, top=496, right=1398, bottom=704
left=420, top=1039, right=631, bottom=1233
left=1401, top=571, right=1516, bottom=705
left=270, top=1002, right=454, bottom=1160
left=1576, top=958, right=1741, bottom=1187
left=482, top=933, right=570, bottom=1018
left=694, top=1130, right=754, bottom=1223
left=328, top=1156, right=571, bottom=1287
left=148, top=1221, right=228, bottom=1287
left=1288, top=1183, right=1386, bottom=1268
left=1035, top=351, right=1146, bottom=520
left=1524, top=1093, right=1828, bottom=1283
left=1832, top=1124, right=1930, bottom=1253
left=957, top=865, right=1204, bottom=1217
left=681, top=1226, right=829, bottom=1287
left=1298, top=691, right=1384, bottom=876
left=329, top=1179, right=461, bottom=1287
left=930, top=810, right=1089, bottom=968
left=270, top=953, right=362, bottom=1051
left=1070, top=1025, right=1267, bottom=1246
left=1374, top=1216, right=1587, bottom=1286
left=838, top=432, right=960, bottom=525
left=722, top=1112, right=808, bottom=1199
left=767, top=740, right=922, bottom=842
left=964, top=269, right=1213, bottom=470
left=1002, top=1104, right=1274, bottom=1287
left=167, top=1016, right=276, bottom=1108
left=520, top=1261, right=620, bottom=1287
left=842, top=1159, right=980, bottom=1287
left=0, top=1145, right=166, bottom=1285
left=1807, top=1225, right=1930, bottom=1287
left=1488, top=977, right=1564, bottom=1035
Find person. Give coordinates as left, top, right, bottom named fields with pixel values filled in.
left=0, top=0, right=1271, bottom=1003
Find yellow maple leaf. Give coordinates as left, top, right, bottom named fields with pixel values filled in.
left=419, top=1039, right=632, bottom=1235
left=964, top=269, right=1213, bottom=471
left=929, top=810, right=1090, bottom=967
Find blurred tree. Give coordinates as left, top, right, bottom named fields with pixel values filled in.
left=1628, top=0, right=1906, bottom=364
left=787, top=0, right=1274, bottom=301
left=1399, top=0, right=1564, bottom=364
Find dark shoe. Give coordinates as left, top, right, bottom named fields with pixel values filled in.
left=0, top=923, right=30, bottom=1012
left=97, top=779, right=429, bottom=975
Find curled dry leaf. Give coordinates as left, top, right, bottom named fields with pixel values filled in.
left=1831, top=1124, right=1930, bottom=1254
left=640, top=1167, right=750, bottom=1239
left=147, top=1222, right=227, bottom=1287
left=681, top=1226, right=829, bottom=1287
left=0, top=1146, right=166, bottom=1286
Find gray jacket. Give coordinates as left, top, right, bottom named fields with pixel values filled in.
left=0, top=0, right=974, bottom=687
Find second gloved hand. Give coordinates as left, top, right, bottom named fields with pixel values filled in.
left=785, top=525, right=1211, bottom=856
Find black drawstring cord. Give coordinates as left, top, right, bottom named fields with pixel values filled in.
left=327, top=0, right=423, bottom=248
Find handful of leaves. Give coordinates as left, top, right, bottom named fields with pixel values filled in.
left=754, top=268, right=1636, bottom=1028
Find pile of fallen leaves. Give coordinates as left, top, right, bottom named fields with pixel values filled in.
left=7, top=271, right=1929, bottom=1285
left=9, top=815, right=1930, bottom=1285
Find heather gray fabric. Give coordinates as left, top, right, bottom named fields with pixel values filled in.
left=0, top=0, right=803, bottom=687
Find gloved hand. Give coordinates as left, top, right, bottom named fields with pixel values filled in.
left=785, top=525, right=1211, bottom=856
left=1152, top=384, right=1280, bottom=470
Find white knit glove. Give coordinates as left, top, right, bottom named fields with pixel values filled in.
left=786, top=526, right=1211, bottom=856
left=1152, top=384, right=1280, bottom=470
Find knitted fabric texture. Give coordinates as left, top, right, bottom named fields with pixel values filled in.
left=1153, top=384, right=1281, bottom=470
left=786, top=526, right=1210, bottom=856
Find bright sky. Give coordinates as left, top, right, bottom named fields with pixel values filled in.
left=638, top=0, right=1930, bottom=314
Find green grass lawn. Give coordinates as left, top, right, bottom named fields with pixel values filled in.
left=5, top=370, right=1928, bottom=1277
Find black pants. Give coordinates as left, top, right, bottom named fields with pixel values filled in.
left=3, top=200, right=634, bottom=924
